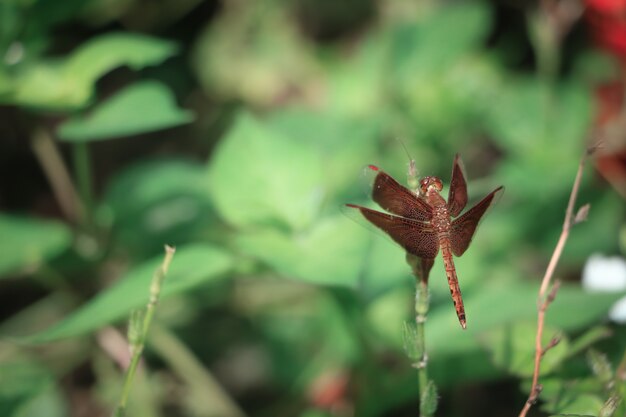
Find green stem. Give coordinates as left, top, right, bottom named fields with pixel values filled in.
left=72, top=142, right=94, bottom=227
left=415, top=278, right=429, bottom=398
left=527, top=4, right=561, bottom=124
left=526, top=3, right=560, bottom=86
left=112, top=246, right=176, bottom=417
left=114, top=345, right=143, bottom=416
left=416, top=277, right=437, bottom=417
left=406, top=253, right=437, bottom=417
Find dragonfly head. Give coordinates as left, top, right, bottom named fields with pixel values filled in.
left=419, top=176, right=443, bottom=195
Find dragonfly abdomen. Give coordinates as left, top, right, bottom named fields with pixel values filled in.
left=439, top=236, right=467, bottom=329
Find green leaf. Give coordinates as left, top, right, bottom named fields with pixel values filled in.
left=207, top=111, right=323, bottom=230
left=64, top=33, right=177, bottom=80
left=235, top=215, right=368, bottom=287
left=360, top=248, right=623, bottom=361
left=424, top=281, right=624, bottom=357
left=0, top=214, right=71, bottom=278
left=265, top=108, right=380, bottom=195
left=547, top=285, right=626, bottom=329
left=545, top=394, right=604, bottom=416
left=26, top=244, right=233, bottom=343
left=57, top=81, right=194, bottom=141
left=361, top=236, right=413, bottom=296
left=599, top=395, right=621, bottom=417
left=420, top=380, right=438, bottom=417
left=587, top=349, right=614, bottom=385
left=539, top=377, right=605, bottom=415
left=0, top=359, right=67, bottom=417
left=562, top=193, right=624, bottom=262
left=386, top=2, right=499, bottom=141
left=401, top=320, right=420, bottom=360
left=488, top=79, right=590, bottom=149
left=100, top=159, right=216, bottom=256
left=103, top=159, right=212, bottom=219
left=487, top=80, right=591, bottom=198
left=482, top=321, right=570, bottom=377
left=4, top=33, right=178, bottom=110
left=566, top=326, right=612, bottom=358
left=10, top=386, right=67, bottom=417
left=367, top=289, right=414, bottom=348
left=324, top=32, right=388, bottom=118
left=391, top=3, right=491, bottom=75
left=193, top=3, right=319, bottom=106
left=572, top=50, right=619, bottom=84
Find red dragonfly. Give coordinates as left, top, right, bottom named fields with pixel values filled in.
left=346, top=154, right=503, bottom=329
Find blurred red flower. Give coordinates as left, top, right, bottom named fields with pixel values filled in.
left=308, top=369, right=350, bottom=411
left=584, top=1, right=626, bottom=198
left=586, top=0, right=626, bottom=13
left=585, top=0, right=626, bottom=59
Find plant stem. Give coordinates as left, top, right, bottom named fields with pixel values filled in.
left=30, top=128, right=84, bottom=223
left=518, top=148, right=594, bottom=417
left=406, top=253, right=436, bottom=417
left=415, top=278, right=429, bottom=398
left=72, top=142, right=94, bottom=227
left=112, top=245, right=176, bottom=417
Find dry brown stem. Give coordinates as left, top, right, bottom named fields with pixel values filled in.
left=518, top=147, right=594, bottom=417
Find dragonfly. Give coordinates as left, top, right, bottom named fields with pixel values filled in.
left=346, top=154, right=503, bottom=329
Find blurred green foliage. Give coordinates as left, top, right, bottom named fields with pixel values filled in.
left=1, top=1, right=625, bottom=417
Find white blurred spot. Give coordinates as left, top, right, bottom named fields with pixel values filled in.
left=582, top=254, right=626, bottom=291
left=609, top=297, right=626, bottom=323
left=582, top=253, right=626, bottom=323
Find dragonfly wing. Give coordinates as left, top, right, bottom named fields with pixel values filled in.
left=346, top=204, right=439, bottom=259
left=447, top=154, right=468, bottom=218
left=406, top=254, right=435, bottom=283
left=420, top=257, right=435, bottom=283
left=450, top=186, right=503, bottom=257
left=369, top=166, right=433, bottom=221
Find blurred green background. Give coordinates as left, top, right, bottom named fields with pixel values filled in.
left=1, top=0, right=626, bottom=416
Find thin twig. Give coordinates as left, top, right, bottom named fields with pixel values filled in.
left=518, top=148, right=593, bottom=417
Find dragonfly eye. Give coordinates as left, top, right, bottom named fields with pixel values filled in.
left=420, top=176, right=443, bottom=193
left=419, top=177, right=430, bottom=194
